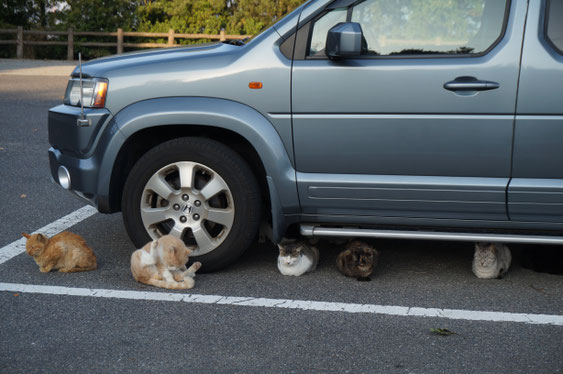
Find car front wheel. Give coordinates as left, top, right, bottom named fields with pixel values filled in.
left=122, top=137, right=261, bottom=272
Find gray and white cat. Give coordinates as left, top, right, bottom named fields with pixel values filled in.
left=277, top=240, right=319, bottom=276
left=472, top=242, right=512, bottom=279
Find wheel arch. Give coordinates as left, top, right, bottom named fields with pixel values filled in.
left=105, top=97, right=299, bottom=242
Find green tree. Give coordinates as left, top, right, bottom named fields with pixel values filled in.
left=61, top=0, right=139, bottom=31
left=0, top=0, right=60, bottom=58
left=136, top=0, right=307, bottom=37
left=0, top=0, right=55, bottom=28
left=137, top=0, right=229, bottom=35
left=227, top=0, right=305, bottom=35
left=1, top=0, right=307, bottom=58
left=58, top=0, right=140, bottom=58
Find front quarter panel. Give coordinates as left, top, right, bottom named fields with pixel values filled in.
left=97, top=29, right=295, bottom=162
left=111, top=97, right=300, bottom=223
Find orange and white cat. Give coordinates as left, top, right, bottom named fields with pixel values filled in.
left=22, top=231, right=97, bottom=273
left=130, top=235, right=201, bottom=290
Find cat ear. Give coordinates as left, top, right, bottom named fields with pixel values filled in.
left=277, top=244, right=284, bottom=251
left=22, top=232, right=31, bottom=239
left=36, top=234, right=47, bottom=243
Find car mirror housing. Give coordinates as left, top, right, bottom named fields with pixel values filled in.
left=326, top=22, right=366, bottom=59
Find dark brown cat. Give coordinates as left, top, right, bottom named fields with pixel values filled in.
left=336, top=240, right=379, bottom=281
left=22, top=232, right=97, bottom=273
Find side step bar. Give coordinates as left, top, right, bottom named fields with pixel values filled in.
left=300, top=225, right=563, bottom=245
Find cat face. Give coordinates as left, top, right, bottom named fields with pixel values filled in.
left=347, top=241, right=375, bottom=270
left=278, top=242, right=303, bottom=265
left=474, top=242, right=498, bottom=268
left=158, top=235, right=194, bottom=269
left=22, top=232, right=47, bottom=257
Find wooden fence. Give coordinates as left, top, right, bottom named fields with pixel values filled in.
left=0, top=27, right=251, bottom=60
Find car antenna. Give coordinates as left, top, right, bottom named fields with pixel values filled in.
left=77, top=52, right=90, bottom=127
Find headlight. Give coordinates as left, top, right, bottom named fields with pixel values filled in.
left=64, top=78, right=108, bottom=108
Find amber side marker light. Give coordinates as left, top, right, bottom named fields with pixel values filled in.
left=249, top=82, right=263, bottom=89
left=93, top=81, right=108, bottom=107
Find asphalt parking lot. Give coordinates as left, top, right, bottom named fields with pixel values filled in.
left=0, top=60, right=561, bottom=373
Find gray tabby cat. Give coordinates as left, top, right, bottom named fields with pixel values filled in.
left=472, top=242, right=512, bottom=279
left=277, top=240, right=319, bottom=276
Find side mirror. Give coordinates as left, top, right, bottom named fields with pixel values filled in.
left=326, top=22, right=366, bottom=59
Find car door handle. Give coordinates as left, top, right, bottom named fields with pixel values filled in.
left=444, top=76, right=500, bottom=92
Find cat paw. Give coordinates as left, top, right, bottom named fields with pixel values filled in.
left=185, top=262, right=202, bottom=278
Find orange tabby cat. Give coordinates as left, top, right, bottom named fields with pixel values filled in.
left=130, top=235, right=202, bottom=290
left=22, top=232, right=97, bottom=273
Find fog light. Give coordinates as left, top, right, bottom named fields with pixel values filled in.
left=58, top=166, right=71, bottom=190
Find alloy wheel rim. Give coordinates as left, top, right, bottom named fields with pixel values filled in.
left=140, top=161, right=235, bottom=256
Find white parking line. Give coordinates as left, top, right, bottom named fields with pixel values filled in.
left=1, top=282, right=562, bottom=326
left=0, top=205, right=98, bottom=265
left=1, top=205, right=562, bottom=326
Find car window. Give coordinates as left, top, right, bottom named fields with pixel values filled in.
left=309, top=8, right=347, bottom=56
left=308, top=0, right=509, bottom=57
left=546, top=0, right=563, bottom=54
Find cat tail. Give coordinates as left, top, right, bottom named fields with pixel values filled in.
left=145, top=277, right=195, bottom=290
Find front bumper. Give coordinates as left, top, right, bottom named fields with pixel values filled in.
left=48, top=104, right=111, bottom=157
left=48, top=104, right=114, bottom=212
left=48, top=147, right=102, bottom=206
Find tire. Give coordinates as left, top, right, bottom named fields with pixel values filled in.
left=122, top=137, right=261, bottom=272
